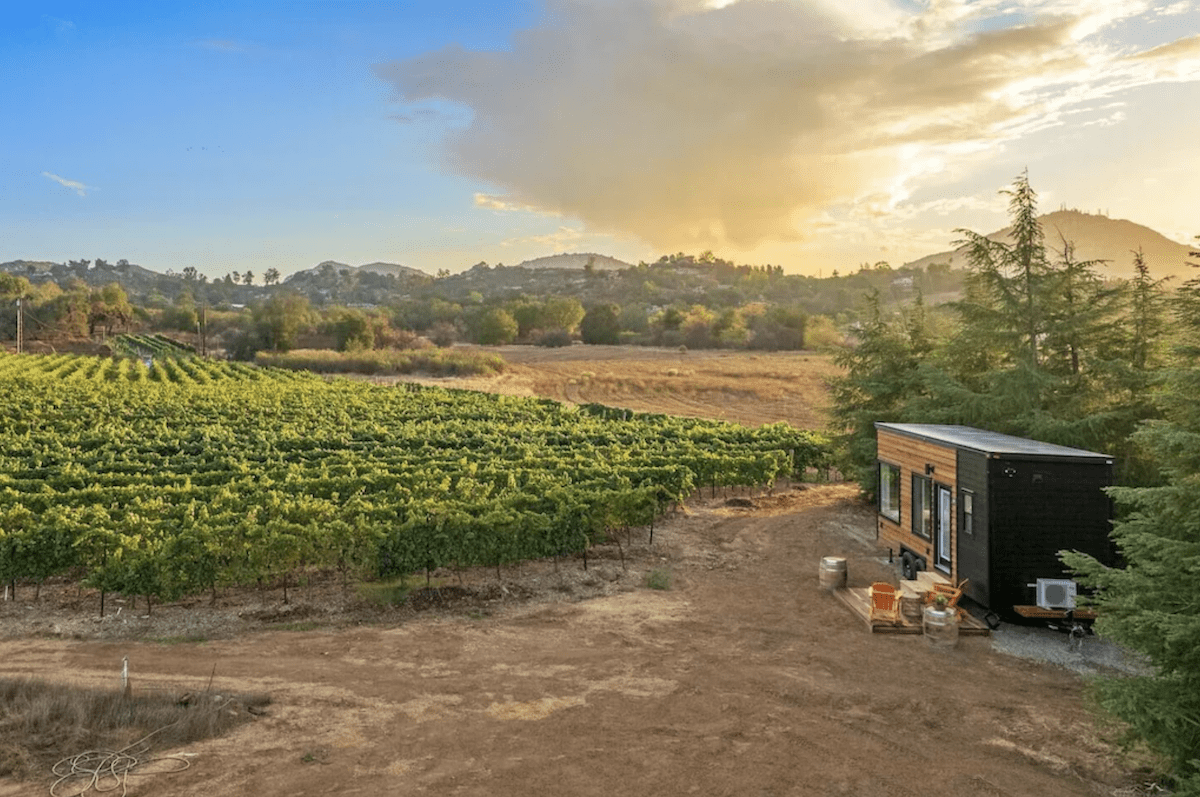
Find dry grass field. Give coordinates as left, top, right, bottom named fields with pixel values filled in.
left=388, top=344, right=843, bottom=429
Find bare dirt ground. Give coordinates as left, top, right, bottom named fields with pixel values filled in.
left=0, top=347, right=1153, bottom=796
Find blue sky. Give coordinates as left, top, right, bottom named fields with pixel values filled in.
left=4, top=1, right=1199, bottom=279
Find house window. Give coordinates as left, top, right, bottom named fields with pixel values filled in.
left=878, top=461, right=900, bottom=523
left=961, top=490, right=974, bottom=536
left=912, top=474, right=933, bottom=539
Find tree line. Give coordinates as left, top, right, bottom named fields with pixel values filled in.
left=3, top=246, right=964, bottom=356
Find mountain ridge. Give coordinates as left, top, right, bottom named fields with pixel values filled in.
left=903, top=210, right=1199, bottom=280
left=512, top=252, right=634, bottom=271
left=284, top=260, right=427, bottom=282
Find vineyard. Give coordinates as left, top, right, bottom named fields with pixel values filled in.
left=0, top=350, right=829, bottom=612
left=111, top=333, right=198, bottom=360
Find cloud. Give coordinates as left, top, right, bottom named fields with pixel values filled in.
left=196, top=39, right=247, bottom=52
left=1157, top=2, right=1193, bottom=16
left=474, top=192, right=558, bottom=215
left=388, top=107, right=440, bottom=124
left=1129, top=33, right=1200, bottom=63
left=42, top=172, right=93, bottom=197
left=374, top=0, right=1200, bottom=255
left=500, top=225, right=589, bottom=250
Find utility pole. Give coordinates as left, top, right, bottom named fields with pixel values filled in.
left=15, top=297, right=22, bottom=354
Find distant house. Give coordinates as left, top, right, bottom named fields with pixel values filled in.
left=874, top=423, right=1116, bottom=614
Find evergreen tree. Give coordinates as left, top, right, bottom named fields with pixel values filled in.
left=1091, top=249, right=1173, bottom=484
left=1040, top=236, right=1120, bottom=379
left=954, top=169, right=1050, bottom=367
left=935, top=173, right=1133, bottom=456
left=1063, top=271, right=1200, bottom=792
left=828, top=290, right=934, bottom=492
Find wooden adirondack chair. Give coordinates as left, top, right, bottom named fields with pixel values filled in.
left=924, top=579, right=968, bottom=619
left=869, top=582, right=902, bottom=625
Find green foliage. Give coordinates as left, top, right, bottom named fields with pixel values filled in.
left=828, top=290, right=934, bottom=490
left=358, top=576, right=415, bottom=606
left=954, top=169, right=1049, bottom=367
left=252, top=292, right=312, bottom=352
left=534, top=328, right=573, bottom=347
left=645, top=568, right=671, bottom=590
left=0, top=273, right=32, bottom=300
left=88, top=283, right=133, bottom=336
left=255, top=347, right=505, bottom=377
left=43, top=283, right=91, bottom=337
left=831, top=173, right=1163, bottom=488
left=510, top=297, right=584, bottom=340
left=580, top=303, right=621, bottom=345
left=747, top=305, right=807, bottom=350
left=803, top=315, right=843, bottom=350
left=474, top=308, right=518, bottom=345
left=1061, top=269, right=1200, bottom=788
left=327, top=308, right=376, bottom=351
left=0, top=350, right=829, bottom=609
left=161, top=291, right=199, bottom=332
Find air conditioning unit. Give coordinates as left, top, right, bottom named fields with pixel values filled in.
left=1036, top=578, right=1077, bottom=610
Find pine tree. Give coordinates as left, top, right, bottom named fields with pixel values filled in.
left=954, top=169, right=1050, bottom=367
left=1062, top=268, right=1200, bottom=791
left=940, top=173, right=1134, bottom=455
left=1093, top=249, right=1173, bottom=484
left=828, top=290, right=934, bottom=492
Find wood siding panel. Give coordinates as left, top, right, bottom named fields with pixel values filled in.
left=875, top=429, right=960, bottom=582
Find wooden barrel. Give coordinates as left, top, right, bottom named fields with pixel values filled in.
left=818, top=556, right=847, bottom=591
left=923, top=605, right=960, bottom=649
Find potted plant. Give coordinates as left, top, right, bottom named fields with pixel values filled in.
left=923, top=592, right=959, bottom=648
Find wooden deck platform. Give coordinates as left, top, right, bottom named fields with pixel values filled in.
left=832, top=580, right=991, bottom=636
left=1013, top=605, right=1097, bottom=622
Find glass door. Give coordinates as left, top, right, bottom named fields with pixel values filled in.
left=935, top=483, right=953, bottom=573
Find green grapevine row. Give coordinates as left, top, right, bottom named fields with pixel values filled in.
left=0, top=351, right=830, bottom=610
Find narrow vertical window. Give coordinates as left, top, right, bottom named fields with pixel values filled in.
left=912, top=474, right=932, bottom=539
left=961, top=490, right=974, bottom=536
left=878, top=461, right=900, bottom=522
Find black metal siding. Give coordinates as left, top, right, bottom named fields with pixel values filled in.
left=955, top=449, right=990, bottom=606
left=986, top=458, right=1114, bottom=612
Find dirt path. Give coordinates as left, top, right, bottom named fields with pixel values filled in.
left=0, top=486, right=1136, bottom=796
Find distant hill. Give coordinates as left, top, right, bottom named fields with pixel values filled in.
left=904, top=210, right=1199, bottom=280
left=0, top=260, right=58, bottom=275
left=514, top=253, right=633, bottom=271
left=283, top=260, right=426, bottom=282
left=0, top=258, right=175, bottom=291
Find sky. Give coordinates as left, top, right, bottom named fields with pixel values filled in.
left=3, top=0, right=1199, bottom=279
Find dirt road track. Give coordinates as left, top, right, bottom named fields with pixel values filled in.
left=0, top=486, right=1135, bottom=796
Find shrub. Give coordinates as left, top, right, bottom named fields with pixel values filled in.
left=534, top=329, right=573, bottom=348
left=645, top=568, right=671, bottom=590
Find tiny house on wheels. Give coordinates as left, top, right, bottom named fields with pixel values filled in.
left=874, top=423, right=1116, bottom=616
